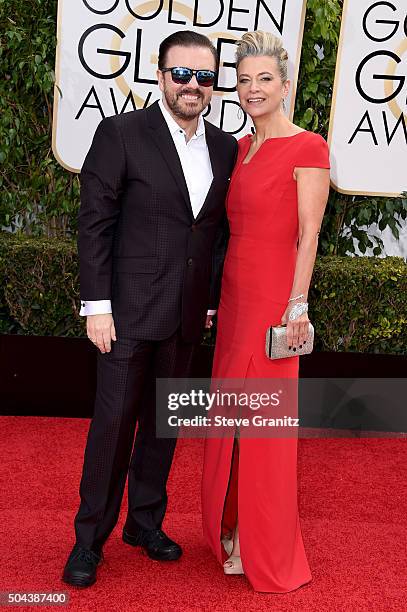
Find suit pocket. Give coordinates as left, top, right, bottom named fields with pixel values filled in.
left=113, top=255, right=158, bottom=273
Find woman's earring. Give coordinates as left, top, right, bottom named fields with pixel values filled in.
left=237, top=105, right=243, bottom=120
left=282, top=98, right=287, bottom=113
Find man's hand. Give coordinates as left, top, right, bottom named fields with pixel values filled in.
left=87, top=314, right=117, bottom=353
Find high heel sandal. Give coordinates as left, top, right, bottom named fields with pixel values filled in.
left=223, top=555, right=244, bottom=575
left=221, top=537, right=233, bottom=556
left=221, top=529, right=244, bottom=575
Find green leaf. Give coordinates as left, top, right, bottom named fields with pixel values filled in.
left=303, top=108, right=315, bottom=125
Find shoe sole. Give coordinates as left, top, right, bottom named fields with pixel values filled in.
left=224, top=568, right=244, bottom=575
left=122, top=531, right=182, bottom=561
left=62, top=572, right=96, bottom=588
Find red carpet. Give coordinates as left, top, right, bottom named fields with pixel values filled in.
left=0, top=416, right=406, bottom=611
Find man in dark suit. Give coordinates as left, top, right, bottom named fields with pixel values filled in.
left=63, top=30, right=237, bottom=587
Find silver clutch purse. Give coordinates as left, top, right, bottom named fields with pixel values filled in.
left=265, top=323, right=314, bottom=360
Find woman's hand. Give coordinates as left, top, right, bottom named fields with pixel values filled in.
left=205, top=314, right=214, bottom=329
left=281, top=306, right=310, bottom=350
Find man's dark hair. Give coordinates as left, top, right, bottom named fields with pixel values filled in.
left=158, top=30, right=219, bottom=71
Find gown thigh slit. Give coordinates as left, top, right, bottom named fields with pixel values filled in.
left=220, top=436, right=239, bottom=545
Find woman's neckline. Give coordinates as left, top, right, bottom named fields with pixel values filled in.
left=247, top=130, right=307, bottom=142
left=241, top=130, right=307, bottom=166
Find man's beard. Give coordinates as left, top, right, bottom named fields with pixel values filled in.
left=164, top=87, right=208, bottom=121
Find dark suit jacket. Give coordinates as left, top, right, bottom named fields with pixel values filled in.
left=78, top=101, right=237, bottom=343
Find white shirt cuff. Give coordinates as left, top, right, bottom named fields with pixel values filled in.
left=80, top=300, right=112, bottom=316
left=80, top=301, right=214, bottom=317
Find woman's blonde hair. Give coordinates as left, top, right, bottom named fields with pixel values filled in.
left=235, top=31, right=289, bottom=83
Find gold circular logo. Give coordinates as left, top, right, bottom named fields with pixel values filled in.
left=384, top=38, right=407, bottom=120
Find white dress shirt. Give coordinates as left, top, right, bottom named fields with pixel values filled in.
left=80, top=99, right=216, bottom=317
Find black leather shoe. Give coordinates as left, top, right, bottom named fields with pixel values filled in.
left=122, top=528, right=182, bottom=561
left=62, top=544, right=103, bottom=587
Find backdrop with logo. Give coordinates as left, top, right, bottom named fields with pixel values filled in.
left=328, top=0, right=407, bottom=197
left=52, top=0, right=307, bottom=172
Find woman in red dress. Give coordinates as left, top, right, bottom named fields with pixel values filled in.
left=201, top=31, right=330, bottom=593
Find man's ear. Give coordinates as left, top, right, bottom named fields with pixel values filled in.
left=157, top=69, right=164, bottom=93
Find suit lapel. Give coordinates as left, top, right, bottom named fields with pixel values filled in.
left=195, top=122, right=222, bottom=222
left=146, top=102, right=194, bottom=220
left=205, top=122, right=223, bottom=181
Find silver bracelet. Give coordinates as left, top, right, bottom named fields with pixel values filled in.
left=288, top=293, right=304, bottom=303
left=289, top=302, right=308, bottom=321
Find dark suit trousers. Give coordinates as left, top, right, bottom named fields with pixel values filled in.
left=73, top=327, right=194, bottom=552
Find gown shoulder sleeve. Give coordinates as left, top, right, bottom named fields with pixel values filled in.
left=234, top=134, right=250, bottom=163
left=295, top=132, right=330, bottom=169
left=237, top=134, right=250, bottom=150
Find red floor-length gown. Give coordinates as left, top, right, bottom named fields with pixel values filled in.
left=201, top=130, right=330, bottom=593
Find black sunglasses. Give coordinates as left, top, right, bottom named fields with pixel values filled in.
left=161, top=66, right=217, bottom=87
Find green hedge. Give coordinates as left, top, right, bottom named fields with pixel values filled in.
left=0, top=233, right=81, bottom=336
left=310, top=256, right=407, bottom=354
left=1, top=234, right=406, bottom=354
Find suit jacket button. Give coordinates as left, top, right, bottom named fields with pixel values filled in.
left=191, top=224, right=196, bottom=232
left=187, top=258, right=193, bottom=266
